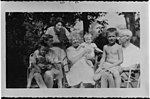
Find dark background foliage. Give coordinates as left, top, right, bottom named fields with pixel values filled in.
left=6, top=12, right=140, bottom=88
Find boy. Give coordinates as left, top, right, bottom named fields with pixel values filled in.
left=77, top=33, right=102, bottom=68
left=94, top=28, right=123, bottom=88
left=27, top=43, right=51, bottom=88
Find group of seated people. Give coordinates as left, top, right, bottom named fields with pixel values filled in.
left=26, top=18, right=140, bottom=88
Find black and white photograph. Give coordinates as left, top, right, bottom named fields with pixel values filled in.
left=1, top=1, right=149, bottom=97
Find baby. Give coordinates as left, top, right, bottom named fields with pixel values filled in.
left=77, top=33, right=102, bottom=68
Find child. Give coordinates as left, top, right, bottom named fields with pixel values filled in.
left=27, top=44, right=49, bottom=88
left=94, top=28, right=123, bottom=88
left=27, top=43, right=51, bottom=88
left=77, top=33, right=103, bottom=68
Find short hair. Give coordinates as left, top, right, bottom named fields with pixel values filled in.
left=37, top=41, right=49, bottom=50
left=106, top=27, right=117, bottom=36
left=84, top=33, right=92, bottom=39
left=54, top=17, right=64, bottom=26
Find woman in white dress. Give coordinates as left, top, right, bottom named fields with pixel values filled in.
left=66, top=33, right=95, bottom=88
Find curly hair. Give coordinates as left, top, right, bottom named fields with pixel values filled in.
left=70, top=31, right=83, bottom=43
left=54, top=17, right=65, bottom=26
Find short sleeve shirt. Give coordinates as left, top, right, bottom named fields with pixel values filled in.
left=30, top=50, right=48, bottom=65
left=121, top=43, right=140, bottom=67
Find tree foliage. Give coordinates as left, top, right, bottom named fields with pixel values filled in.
left=6, top=12, right=107, bottom=55
left=117, top=12, right=140, bottom=47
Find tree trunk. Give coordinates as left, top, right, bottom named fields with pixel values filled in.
left=124, top=13, right=135, bottom=36
left=82, top=12, right=89, bottom=34
left=129, top=13, right=135, bottom=36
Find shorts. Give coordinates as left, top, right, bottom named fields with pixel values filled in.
left=93, top=66, right=123, bottom=81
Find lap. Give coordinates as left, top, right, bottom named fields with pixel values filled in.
left=44, top=68, right=60, bottom=75
left=101, top=62, right=122, bottom=73
left=44, top=68, right=63, bottom=79
left=108, top=66, right=123, bottom=74
left=94, top=66, right=122, bottom=82
left=94, top=69, right=111, bottom=81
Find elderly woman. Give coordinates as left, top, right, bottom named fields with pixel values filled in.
left=66, top=33, right=95, bottom=88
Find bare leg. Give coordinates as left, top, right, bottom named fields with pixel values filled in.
left=57, top=79, right=62, bottom=88
left=34, top=73, right=47, bottom=88
left=56, top=64, right=63, bottom=88
left=57, top=72, right=63, bottom=88
left=111, top=70, right=121, bottom=88
left=44, top=71, right=54, bottom=88
left=101, top=71, right=108, bottom=88
left=27, top=71, right=34, bottom=88
left=115, top=75, right=121, bottom=88
left=80, top=82, right=85, bottom=88
left=107, top=72, right=115, bottom=88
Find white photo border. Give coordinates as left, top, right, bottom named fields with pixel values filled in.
left=1, top=1, right=149, bottom=97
